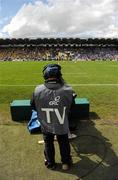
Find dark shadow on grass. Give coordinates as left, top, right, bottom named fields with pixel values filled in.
left=69, top=111, right=100, bottom=131
left=89, top=111, right=101, bottom=120
left=54, top=120, right=118, bottom=180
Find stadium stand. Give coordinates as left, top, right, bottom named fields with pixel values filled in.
left=0, top=38, right=118, bottom=61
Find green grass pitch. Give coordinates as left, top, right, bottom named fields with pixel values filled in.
left=0, top=60, right=118, bottom=122
left=0, top=60, right=118, bottom=180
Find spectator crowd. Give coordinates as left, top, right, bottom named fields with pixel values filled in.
left=0, top=45, right=118, bottom=61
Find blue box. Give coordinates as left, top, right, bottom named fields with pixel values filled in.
left=69, top=98, right=90, bottom=129
left=73, top=98, right=89, bottom=118
left=10, top=100, right=32, bottom=121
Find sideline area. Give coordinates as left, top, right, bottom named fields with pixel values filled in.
left=0, top=120, right=118, bottom=180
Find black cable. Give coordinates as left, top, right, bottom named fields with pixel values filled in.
left=71, top=134, right=108, bottom=179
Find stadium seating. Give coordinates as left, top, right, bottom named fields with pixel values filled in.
left=1, top=45, right=118, bottom=61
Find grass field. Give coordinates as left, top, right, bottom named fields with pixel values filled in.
left=0, top=61, right=118, bottom=122
left=0, top=60, right=118, bottom=180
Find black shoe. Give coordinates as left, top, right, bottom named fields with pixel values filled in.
left=46, top=163, right=56, bottom=170
left=44, top=159, right=56, bottom=170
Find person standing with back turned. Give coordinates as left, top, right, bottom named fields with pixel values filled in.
left=30, top=64, right=77, bottom=170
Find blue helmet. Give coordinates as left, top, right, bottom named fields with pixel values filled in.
left=43, top=64, right=62, bottom=80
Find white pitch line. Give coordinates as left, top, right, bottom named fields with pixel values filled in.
left=64, top=73, right=87, bottom=75
left=0, top=84, right=36, bottom=87
left=0, top=84, right=118, bottom=87
left=71, top=84, right=118, bottom=86
left=34, top=73, right=87, bottom=75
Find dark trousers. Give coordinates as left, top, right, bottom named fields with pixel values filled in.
left=43, top=133, right=71, bottom=165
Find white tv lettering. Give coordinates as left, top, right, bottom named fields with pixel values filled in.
left=41, top=107, right=66, bottom=124
left=54, top=107, right=66, bottom=124
left=41, top=108, right=53, bottom=123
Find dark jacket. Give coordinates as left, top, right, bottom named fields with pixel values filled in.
left=31, top=81, right=76, bottom=135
